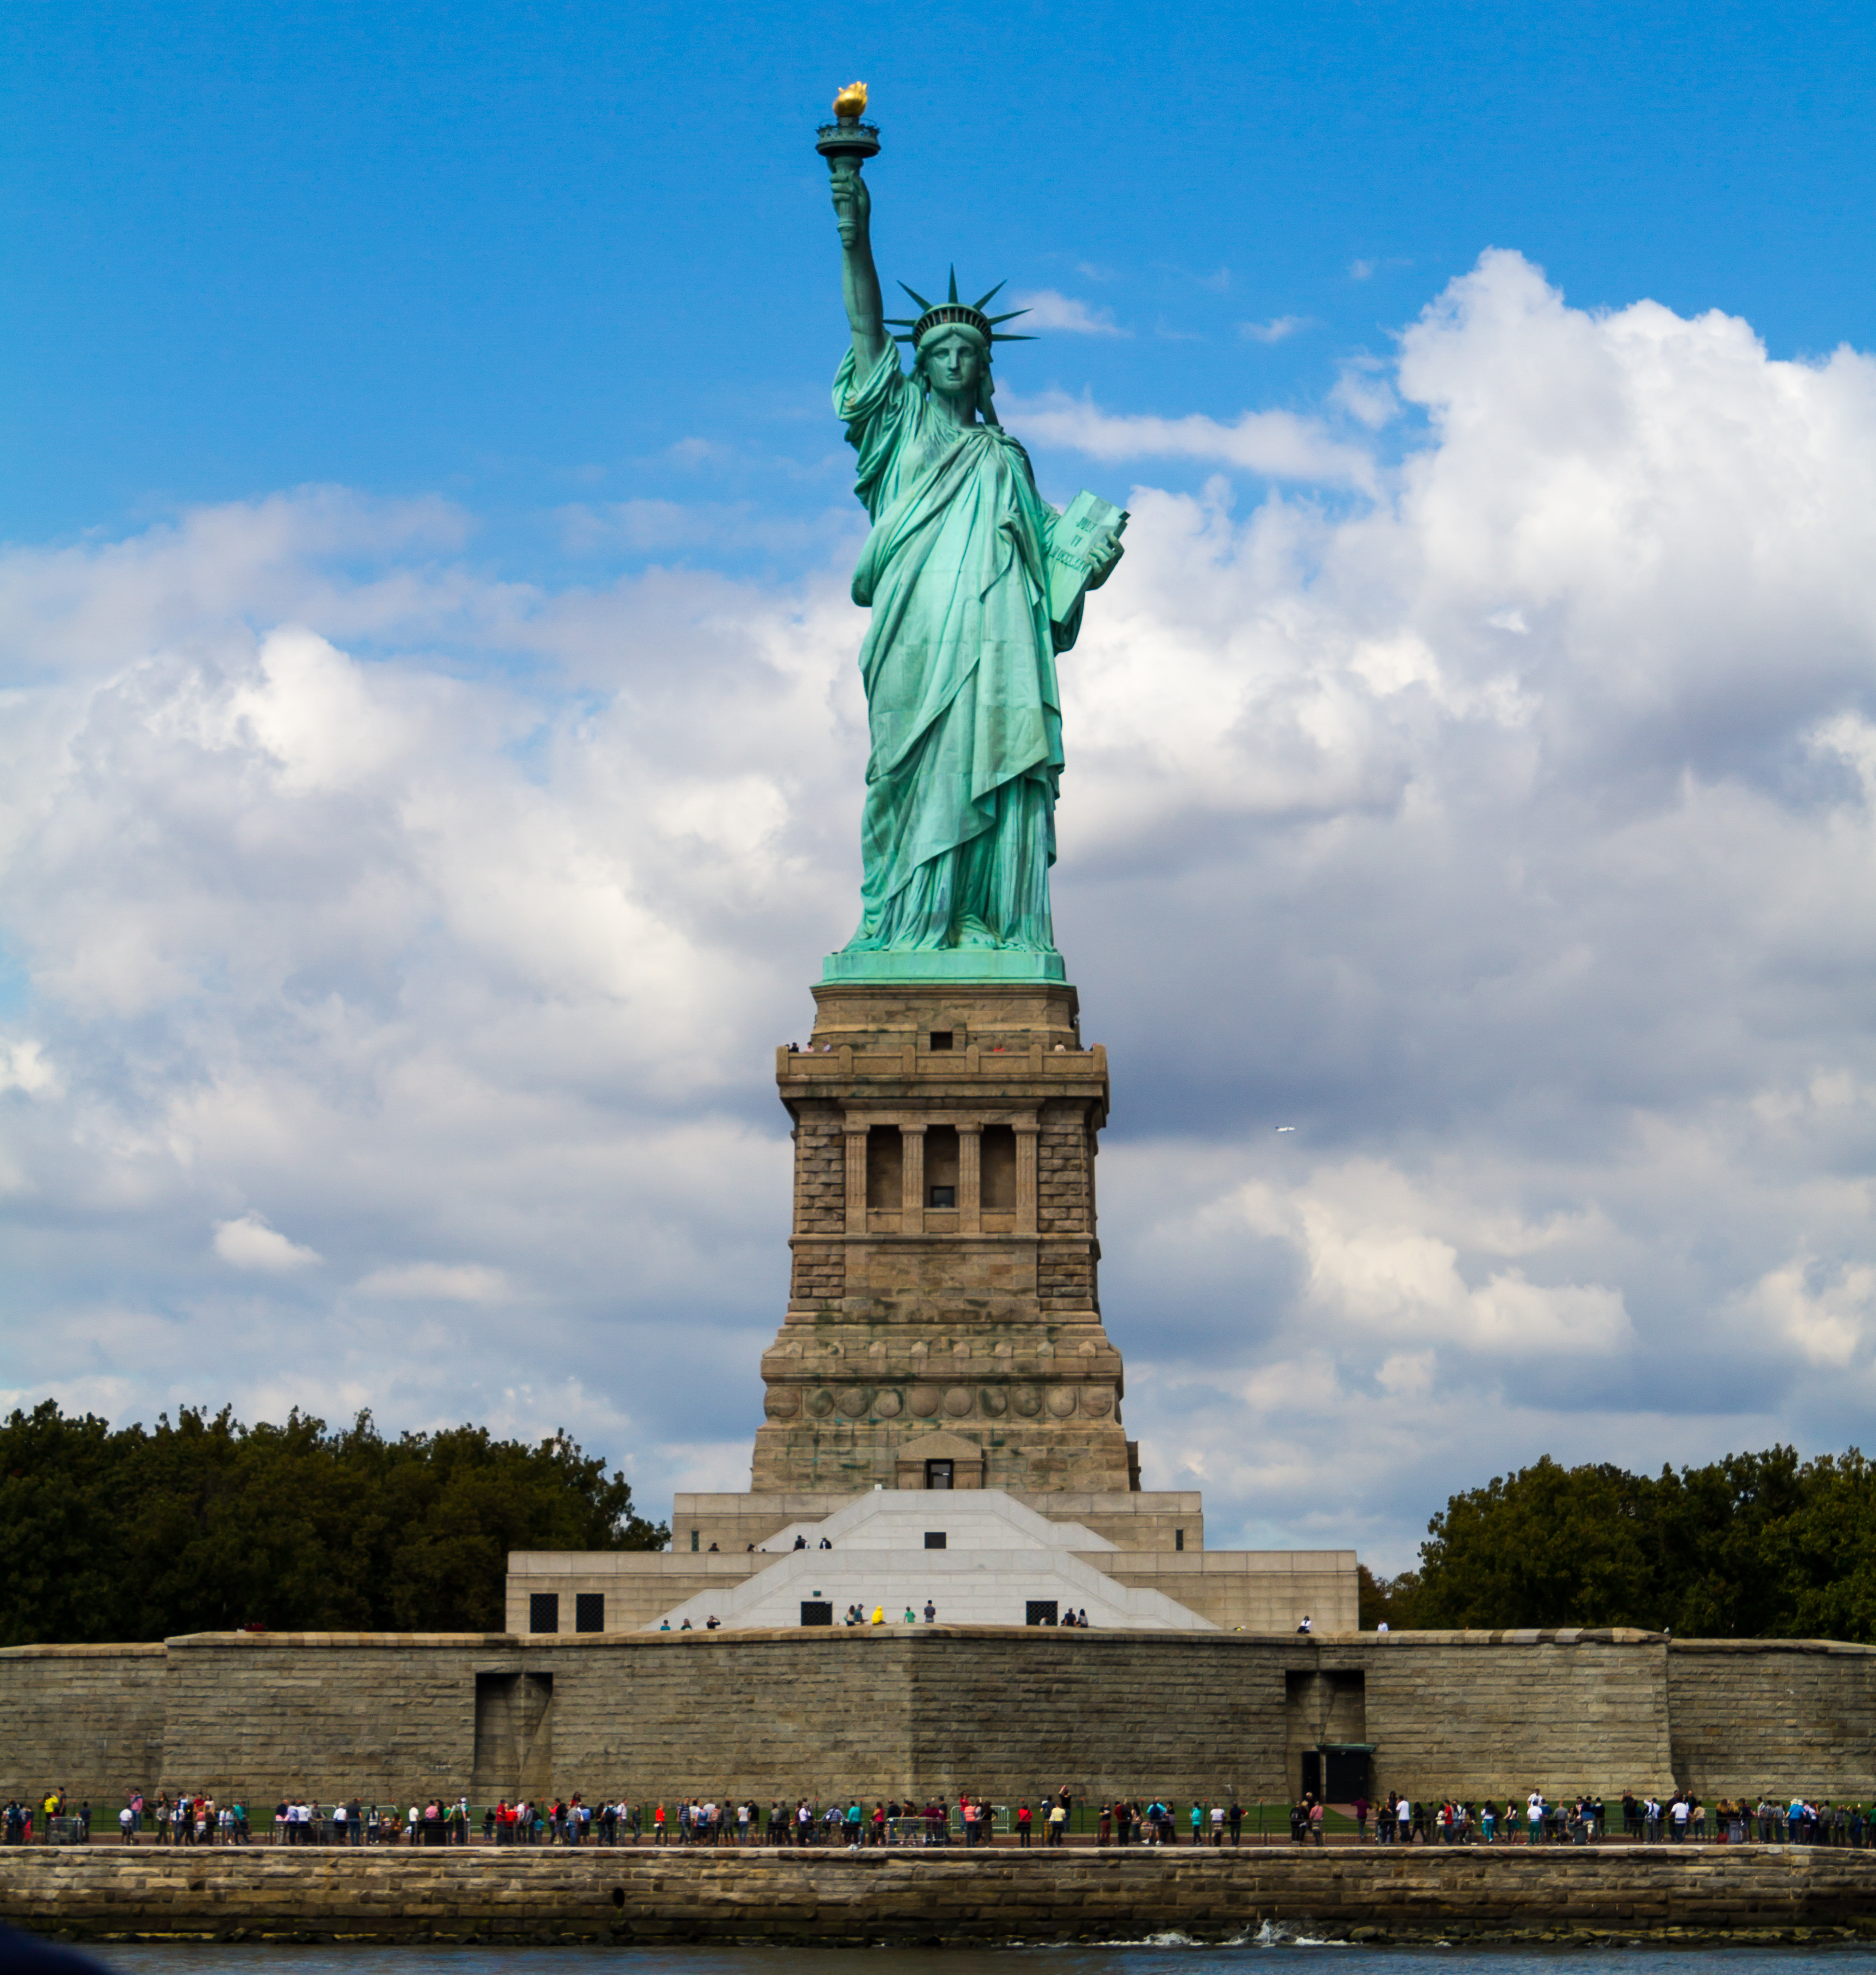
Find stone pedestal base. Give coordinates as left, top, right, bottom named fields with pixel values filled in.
left=756, top=980, right=1136, bottom=1495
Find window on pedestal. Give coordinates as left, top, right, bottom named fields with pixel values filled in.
left=981, top=1125, right=1017, bottom=1209
left=866, top=1125, right=902, bottom=1209
left=926, top=1460, right=954, bottom=1489
left=926, top=1124, right=959, bottom=1208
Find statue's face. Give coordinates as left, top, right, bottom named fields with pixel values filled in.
left=920, top=329, right=985, bottom=401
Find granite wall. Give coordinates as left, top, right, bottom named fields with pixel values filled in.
left=5, top=1627, right=1875, bottom=1814
left=1669, top=1638, right=1876, bottom=1796
left=0, top=1644, right=166, bottom=1805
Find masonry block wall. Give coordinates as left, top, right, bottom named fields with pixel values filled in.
left=159, top=1635, right=482, bottom=1803
left=9, top=1629, right=1876, bottom=1812
left=1348, top=1631, right=1676, bottom=1799
left=755, top=982, right=1133, bottom=1495
left=1668, top=1639, right=1876, bottom=1796
left=0, top=1644, right=166, bottom=1803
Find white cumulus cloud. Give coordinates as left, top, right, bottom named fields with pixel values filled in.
left=4, top=250, right=1876, bottom=1571
left=213, top=1212, right=321, bottom=1272
left=1008, top=289, right=1129, bottom=336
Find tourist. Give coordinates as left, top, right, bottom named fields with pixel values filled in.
left=1229, top=1798, right=1243, bottom=1846
left=1397, top=1794, right=1413, bottom=1844
left=1209, top=1801, right=1225, bottom=1847
left=923, top=1599, right=936, bottom=1622
left=1352, top=1792, right=1369, bottom=1842
left=1099, top=1802, right=1113, bottom=1846
left=904, top=1606, right=916, bottom=1623
left=1296, top=1615, right=1313, bottom=1634
left=1047, top=1800, right=1068, bottom=1847
left=870, top=1605, right=885, bottom=1624
left=1017, top=1800, right=1032, bottom=1847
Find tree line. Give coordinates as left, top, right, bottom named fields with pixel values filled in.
left=0, top=1400, right=667, bottom=1646
left=1360, top=1446, right=1876, bottom=1641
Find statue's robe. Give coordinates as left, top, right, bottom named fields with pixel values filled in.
left=835, top=343, right=1082, bottom=953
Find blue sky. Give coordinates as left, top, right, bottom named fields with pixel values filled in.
left=5, top=1, right=1876, bottom=1578
left=7, top=0, right=1873, bottom=562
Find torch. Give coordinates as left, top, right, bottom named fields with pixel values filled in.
left=816, top=81, right=880, bottom=181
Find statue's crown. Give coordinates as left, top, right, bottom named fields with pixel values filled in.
left=886, top=269, right=1035, bottom=347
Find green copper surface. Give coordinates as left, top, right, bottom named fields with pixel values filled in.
left=823, top=112, right=1123, bottom=984
left=821, top=948, right=1067, bottom=984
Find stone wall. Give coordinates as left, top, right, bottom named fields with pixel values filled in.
left=1669, top=1639, right=1876, bottom=1796
left=10, top=1846, right=1876, bottom=1946
left=157, top=1634, right=485, bottom=1803
left=11, top=1628, right=1876, bottom=1815
left=1349, top=1631, right=1676, bottom=1800
left=1098, top=1552, right=1358, bottom=1631
left=0, top=1645, right=166, bottom=1803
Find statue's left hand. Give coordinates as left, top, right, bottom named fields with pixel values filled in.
left=1086, top=529, right=1125, bottom=590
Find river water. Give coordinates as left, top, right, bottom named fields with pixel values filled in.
left=79, top=1944, right=1876, bottom=1975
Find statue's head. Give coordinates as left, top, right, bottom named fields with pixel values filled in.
left=888, top=273, right=1034, bottom=423
left=915, top=323, right=990, bottom=410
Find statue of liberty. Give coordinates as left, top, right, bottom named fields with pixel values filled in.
left=820, top=90, right=1125, bottom=982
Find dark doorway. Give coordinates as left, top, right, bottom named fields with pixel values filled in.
left=800, top=1601, right=833, bottom=1626
left=528, top=1592, right=559, bottom=1635
left=866, top=1126, right=903, bottom=1209
left=981, top=1125, right=1017, bottom=1208
left=926, top=1124, right=959, bottom=1207
left=926, top=1460, right=954, bottom=1489
left=1326, top=1749, right=1372, bottom=1800
left=574, top=1593, right=605, bottom=1633
left=924, top=1531, right=947, bottom=1549
left=1026, top=1600, right=1059, bottom=1626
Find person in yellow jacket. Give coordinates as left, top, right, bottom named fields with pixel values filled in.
left=870, top=1605, right=885, bottom=1624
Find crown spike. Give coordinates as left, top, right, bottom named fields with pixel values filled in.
left=972, top=282, right=1007, bottom=310
left=992, top=333, right=1036, bottom=342
left=986, top=308, right=1030, bottom=325
left=898, top=282, right=935, bottom=312
left=948, top=267, right=959, bottom=303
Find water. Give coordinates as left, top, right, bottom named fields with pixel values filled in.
left=77, top=1945, right=1876, bottom=1975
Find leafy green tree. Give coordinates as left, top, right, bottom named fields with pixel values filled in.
left=1409, top=1444, right=1876, bottom=1641
left=0, top=1400, right=667, bottom=1645
left=1357, top=1563, right=1422, bottom=1628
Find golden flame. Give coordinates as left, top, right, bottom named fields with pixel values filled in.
left=833, top=81, right=869, bottom=119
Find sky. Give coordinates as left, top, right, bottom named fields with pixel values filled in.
left=4, top=0, right=1876, bottom=1574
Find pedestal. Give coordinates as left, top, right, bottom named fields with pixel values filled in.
left=752, top=979, right=1138, bottom=1494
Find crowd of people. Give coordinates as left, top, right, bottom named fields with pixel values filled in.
left=1335, top=1789, right=1876, bottom=1845
left=10, top=1782, right=1876, bottom=1849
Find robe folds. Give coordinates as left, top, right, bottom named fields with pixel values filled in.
left=835, top=344, right=1082, bottom=954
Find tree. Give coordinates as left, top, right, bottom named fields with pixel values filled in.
left=1409, top=1445, right=1876, bottom=1641
left=0, top=1400, right=667, bottom=1645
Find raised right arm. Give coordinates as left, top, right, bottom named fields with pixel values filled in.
left=831, top=169, right=888, bottom=374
